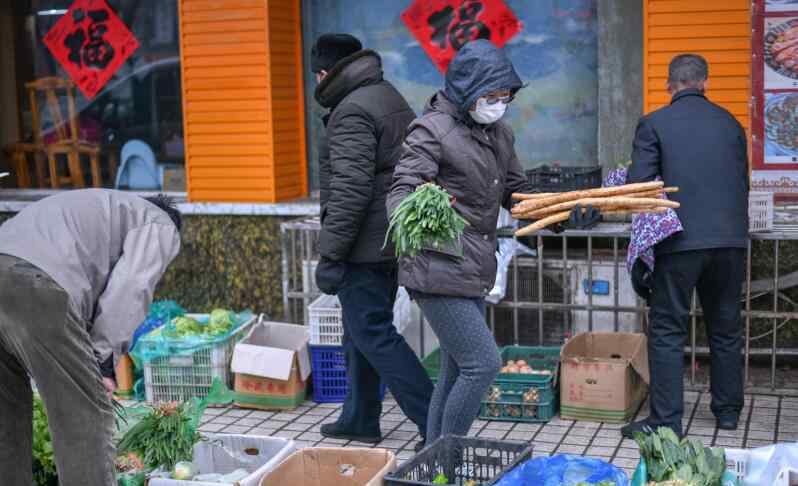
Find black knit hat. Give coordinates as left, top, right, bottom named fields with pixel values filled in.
left=311, top=33, right=362, bottom=73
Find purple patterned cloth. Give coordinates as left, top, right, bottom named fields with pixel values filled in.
left=603, top=168, right=683, bottom=272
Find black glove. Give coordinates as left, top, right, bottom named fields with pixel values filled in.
left=315, top=257, right=347, bottom=295
left=564, top=203, right=601, bottom=230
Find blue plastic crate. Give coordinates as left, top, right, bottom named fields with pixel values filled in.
left=309, top=345, right=386, bottom=403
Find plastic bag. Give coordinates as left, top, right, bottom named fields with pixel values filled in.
left=495, top=454, right=629, bottom=486
left=487, top=238, right=536, bottom=305
left=130, top=311, right=253, bottom=365
left=129, top=300, right=186, bottom=352
left=117, top=472, right=145, bottom=486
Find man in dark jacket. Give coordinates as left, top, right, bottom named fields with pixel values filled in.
left=311, top=33, right=433, bottom=448
left=622, top=54, right=749, bottom=438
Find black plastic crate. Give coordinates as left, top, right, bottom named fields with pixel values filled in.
left=384, top=435, right=533, bottom=486
left=526, top=165, right=602, bottom=193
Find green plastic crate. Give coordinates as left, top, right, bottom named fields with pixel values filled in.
left=479, top=379, right=558, bottom=423
left=423, top=345, right=560, bottom=386
left=496, top=345, right=560, bottom=386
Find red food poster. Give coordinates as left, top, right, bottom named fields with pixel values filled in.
left=43, top=0, right=139, bottom=99
left=401, top=0, right=522, bottom=73
left=752, top=1, right=798, bottom=198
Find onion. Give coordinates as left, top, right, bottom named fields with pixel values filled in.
left=506, top=360, right=516, bottom=367
left=516, top=360, right=528, bottom=367
left=500, top=366, right=510, bottom=373
left=507, top=365, right=520, bottom=373
left=520, top=367, right=533, bottom=374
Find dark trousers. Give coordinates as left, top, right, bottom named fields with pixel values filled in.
left=335, top=262, right=433, bottom=436
left=647, top=248, right=745, bottom=431
left=0, top=255, right=116, bottom=486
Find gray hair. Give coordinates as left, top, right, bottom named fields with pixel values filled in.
left=668, top=54, right=708, bottom=88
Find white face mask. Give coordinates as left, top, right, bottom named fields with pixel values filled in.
left=469, top=97, right=508, bottom=124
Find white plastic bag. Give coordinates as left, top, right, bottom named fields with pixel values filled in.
left=487, top=238, right=536, bottom=304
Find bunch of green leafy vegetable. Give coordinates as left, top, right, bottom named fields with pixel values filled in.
left=117, top=402, right=202, bottom=471
left=164, top=316, right=203, bottom=337
left=634, top=427, right=725, bottom=486
left=32, top=396, right=57, bottom=486
left=207, top=309, right=236, bottom=336
left=385, top=183, right=467, bottom=258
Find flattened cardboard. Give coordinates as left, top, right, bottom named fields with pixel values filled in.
left=231, top=322, right=311, bottom=381
left=560, top=332, right=649, bottom=422
left=259, top=448, right=396, bottom=486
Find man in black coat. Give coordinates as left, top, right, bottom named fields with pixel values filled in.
left=311, top=33, right=433, bottom=448
left=622, top=54, right=749, bottom=438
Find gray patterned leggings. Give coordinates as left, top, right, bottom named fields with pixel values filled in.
left=414, top=294, right=502, bottom=442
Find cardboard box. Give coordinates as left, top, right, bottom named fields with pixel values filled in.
left=231, top=322, right=311, bottom=411
left=259, top=448, right=395, bottom=486
left=559, top=332, right=649, bottom=423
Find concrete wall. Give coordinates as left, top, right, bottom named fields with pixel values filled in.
left=597, top=0, right=644, bottom=169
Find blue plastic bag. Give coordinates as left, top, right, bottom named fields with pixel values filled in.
left=494, top=454, right=629, bottom=486
left=128, top=300, right=186, bottom=351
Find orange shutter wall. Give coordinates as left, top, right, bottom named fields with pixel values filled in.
left=179, top=0, right=308, bottom=202
left=643, top=0, right=752, bottom=132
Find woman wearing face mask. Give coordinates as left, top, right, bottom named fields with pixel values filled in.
left=387, top=40, right=531, bottom=443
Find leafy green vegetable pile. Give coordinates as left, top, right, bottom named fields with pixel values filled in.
left=117, top=402, right=202, bottom=471
left=32, top=396, right=57, bottom=486
left=635, top=427, right=726, bottom=486
left=385, top=183, right=467, bottom=258
left=155, top=308, right=237, bottom=339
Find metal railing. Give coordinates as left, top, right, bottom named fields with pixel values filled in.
left=280, top=217, right=798, bottom=394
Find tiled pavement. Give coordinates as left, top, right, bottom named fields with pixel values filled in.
left=190, top=390, right=798, bottom=477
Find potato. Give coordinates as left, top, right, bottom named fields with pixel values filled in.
left=500, top=366, right=510, bottom=373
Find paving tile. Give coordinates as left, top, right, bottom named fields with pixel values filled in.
left=595, top=428, right=623, bottom=439
left=687, top=426, right=716, bottom=437
left=714, top=436, right=744, bottom=447
left=747, top=429, right=775, bottom=441
left=536, top=433, right=564, bottom=443
left=562, top=435, right=590, bottom=446
left=271, top=412, right=302, bottom=421
left=747, top=439, right=776, bottom=448
left=305, top=407, right=333, bottom=416
left=398, top=422, right=421, bottom=432
left=505, top=430, right=535, bottom=442
left=690, top=418, right=716, bottom=428
left=318, top=437, right=349, bottom=445
left=247, top=411, right=275, bottom=419
left=272, top=430, right=303, bottom=439
left=198, top=423, right=226, bottom=433
left=282, top=422, right=312, bottom=432
left=600, top=422, right=624, bottom=430
left=377, top=439, right=407, bottom=450
left=777, top=422, right=798, bottom=433
left=556, top=444, right=586, bottom=455
left=620, top=439, right=639, bottom=450
left=612, top=457, right=639, bottom=469
left=387, top=430, right=417, bottom=440
left=210, top=416, right=238, bottom=425
left=778, top=432, right=798, bottom=442
left=534, top=442, right=557, bottom=453
left=547, top=417, right=575, bottom=427
left=541, top=425, right=570, bottom=435
left=298, top=432, right=324, bottom=442
left=586, top=446, right=615, bottom=457
left=477, top=428, right=507, bottom=439
left=250, top=426, right=281, bottom=435
left=236, top=417, right=264, bottom=427
left=204, top=407, right=225, bottom=415
left=591, top=436, right=621, bottom=448
left=716, top=428, right=746, bottom=438
left=316, top=403, right=343, bottom=409
left=221, top=425, right=251, bottom=434
left=226, top=409, right=252, bottom=417
left=615, top=448, right=640, bottom=459
left=513, top=423, right=541, bottom=433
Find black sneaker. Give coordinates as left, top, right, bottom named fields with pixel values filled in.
left=717, top=416, right=739, bottom=431
left=621, top=420, right=683, bottom=440
left=320, top=422, right=381, bottom=444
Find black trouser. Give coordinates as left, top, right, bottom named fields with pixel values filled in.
left=336, top=262, right=433, bottom=437
left=647, top=248, right=745, bottom=431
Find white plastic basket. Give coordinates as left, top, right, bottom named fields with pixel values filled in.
left=308, top=294, right=343, bottom=345
left=725, top=447, right=748, bottom=484
left=143, top=314, right=257, bottom=404
left=147, top=434, right=295, bottom=486
left=750, top=191, right=774, bottom=233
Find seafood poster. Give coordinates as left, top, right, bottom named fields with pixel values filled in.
left=752, top=1, right=798, bottom=195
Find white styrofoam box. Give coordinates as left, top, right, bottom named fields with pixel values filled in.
left=570, top=260, right=641, bottom=334
left=147, top=434, right=295, bottom=486
left=750, top=191, right=774, bottom=233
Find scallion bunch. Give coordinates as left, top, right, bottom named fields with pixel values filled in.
left=385, top=183, right=467, bottom=257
